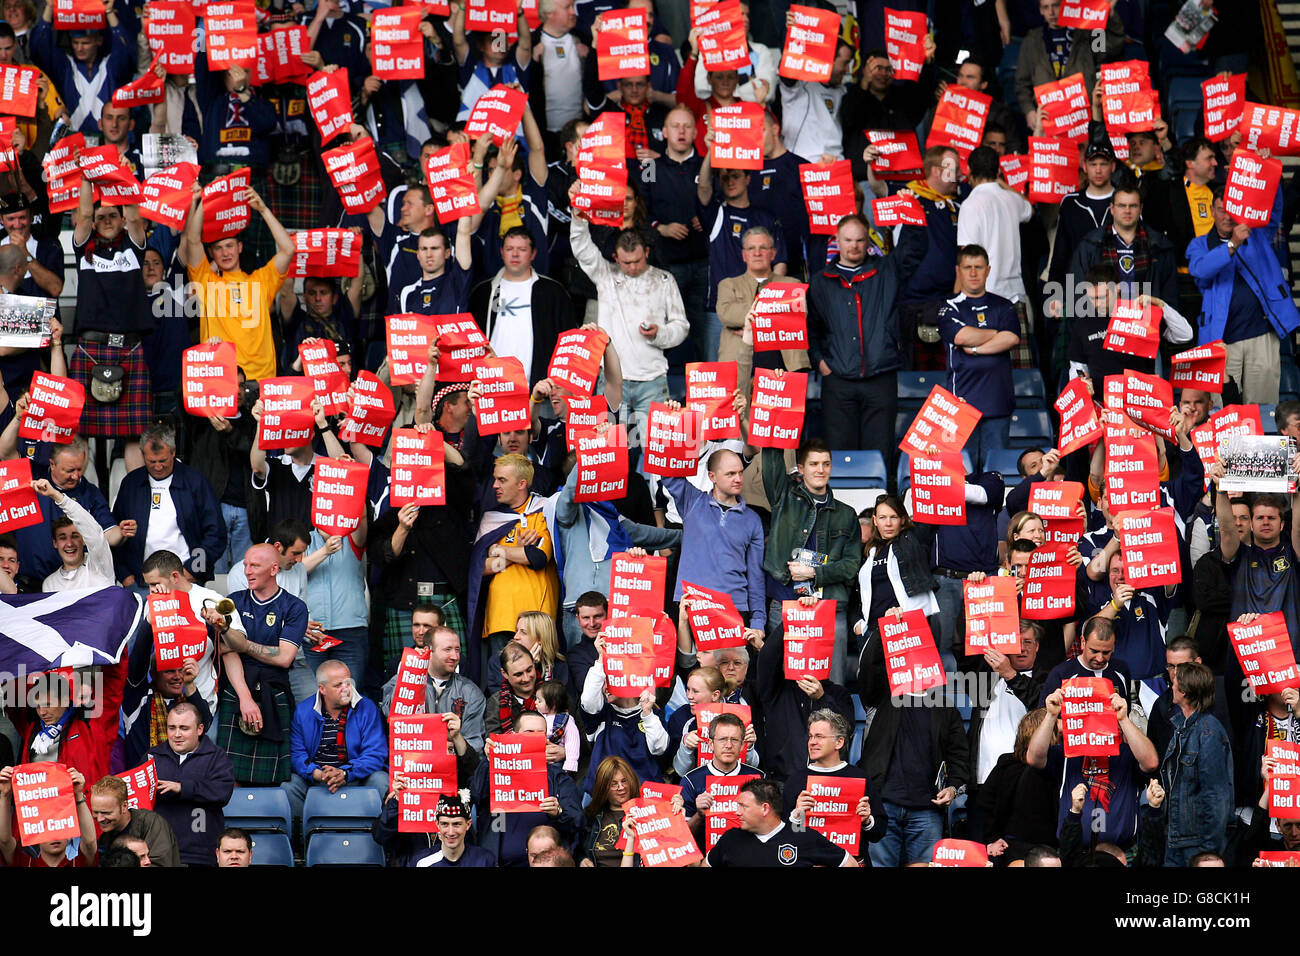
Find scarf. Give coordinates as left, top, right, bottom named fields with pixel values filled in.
left=82, top=230, right=126, bottom=265
left=905, top=179, right=957, bottom=214
left=149, top=694, right=170, bottom=750
left=548, top=712, right=569, bottom=744
left=498, top=683, right=537, bottom=734
left=1099, top=224, right=1151, bottom=281
left=624, top=102, right=650, bottom=156
left=31, top=708, right=74, bottom=757
left=496, top=187, right=524, bottom=236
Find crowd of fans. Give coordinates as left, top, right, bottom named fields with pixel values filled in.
left=0, top=0, right=1295, bottom=870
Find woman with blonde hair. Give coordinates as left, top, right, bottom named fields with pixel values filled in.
left=668, top=666, right=757, bottom=775
left=508, top=611, right=569, bottom=687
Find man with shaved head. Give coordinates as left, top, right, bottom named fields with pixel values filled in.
left=207, top=543, right=309, bottom=785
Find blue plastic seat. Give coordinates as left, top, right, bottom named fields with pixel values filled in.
left=983, top=447, right=1027, bottom=477
left=224, top=787, right=292, bottom=834
left=1007, top=410, right=1053, bottom=448
left=1168, top=75, right=1209, bottom=141
left=897, top=370, right=938, bottom=409
left=305, top=832, right=386, bottom=867
left=249, top=831, right=294, bottom=866
left=828, top=450, right=888, bottom=489
left=302, top=787, right=384, bottom=836
left=1013, top=369, right=1046, bottom=408
left=1258, top=403, right=1278, bottom=433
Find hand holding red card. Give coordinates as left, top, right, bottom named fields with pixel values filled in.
left=1266, top=739, right=1300, bottom=820
left=596, top=8, right=650, bottom=80
left=19, top=372, right=83, bottom=444
left=871, top=193, right=927, bottom=227
left=307, top=68, right=353, bottom=144
left=465, top=85, right=528, bottom=146
left=748, top=369, right=807, bottom=448
left=709, top=102, right=764, bottom=170
left=473, top=357, right=530, bottom=435
left=1028, top=137, right=1078, bottom=203
left=390, top=427, right=446, bottom=506
left=782, top=600, right=836, bottom=680
left=883, top=8, right=926, bottom=80
left=864, top=131, right=922, bottom=181
left=256, top=377, right=315, bottom=450
left=686, top=362, right=739, bottom=438
left=1170, top=341, right=1226, bottom=394
left=683, top=581, right=745, bottom=650
left=181, top=342, right=239, bottom=417
left=1054, top=378, right=1101, bottom=455
left=148, top=591, right=208, bottom=670
left=1117, top=507, right=1180, bottom=589
left=879, top=610, right=945, bottom=696
left=643, top=403, right=702, bottom=477
left=909, top=452, right=966, bottom=525
left=1022, top=544, right=1075, bottom=619
left=574, top=425, right=628, bottom=501
left=311, top=457, right=368, bottom=538
left=779, top=5, right=840, bottom=82
left=1202, top=74, right=1245, bottom=142
left=0, top=460, right=42, bottom=533
left=1035, top=75, right=1090, bottom=142
left=10, top=763, right=79, bottom=846
left=1103, top=300, right=1161, bottom=359
left=1223, top=150, right=1282, bottom=226
left=488, top=734, right=548, bottom=813
left=341, top=371, right=397, bottom=447
left=1059, top=676, right=1120, bottom=758
left=963, top=576, right=1021, bottom=655
left=1229, top=613, right=1300, bottom=696
left=799, top=159, right=856, bottom=233
left=389, top=647, right=432, bottom=717
left=900, top=385, right=981, bottom=456
left=750, top=281, right=808, bottom=351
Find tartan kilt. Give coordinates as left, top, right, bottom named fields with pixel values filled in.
left=382, top=590, right=466, bottom=673
left=216, top=684, right=294, bottom=785
left=69, top=340, right=153, bottom=438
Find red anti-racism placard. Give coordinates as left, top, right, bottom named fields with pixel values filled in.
left=646, top=611, right=676, bottom=688
left=1028, top=137, right=1078, bottom=203
left=900, top=385, right=981, bottom=457
left=1241, top=103, right=1300, bottom=156
left=288, top=228, right=363, bottom=279
left=640, top=782, right=681, bottom=803
left=779, top=5, right=841, bottom=82
left=19, top=372, right=84, bottom=444
left=1170, top=341, right=1226, bottom=394
left=602, top=616, right=657, bottom=694
left=11, top=763, right=79, bottom=846
left=1122, top=369, right=1174, bottom=440
left=44, top=133, right=84, bottom=215
left=999, top=153, right=1030, bottom=193
left=473, top=357, right=530, bottom=435
left=1022, top=544, right=1075, bottom=619
left=389, top=713, right=456, bottom=796
left=704, top=773, right=760, bottom=850
left=111, top=66, right=165, bottom=108
left=299, top=340, right=349, bottom=417
left=575, top=425, right=628, bottom=502
left=749, top=369, right=807, bottom=449
left=425, top=142, right=481, bottom=222
left=1202, top=73, right=1246, bottom=142
left=596, top=8, right=650, bottom=80
left=390, top=427, right=446, bottom=507
left=565, top=396, right=607, bottom=450
left=465, top=85, right=528, bottom=146
left=1105, top=431, right=1159, bottom=511
left=322, top=136, right=385, bottom=215
left=205, top=1, right=259, bottom=70
left=1267, top=739, right=1300, bottom=820
left=395, top=789, right=443, bottom=833
left=686, top=362, right=739, bottom=439
left=696, top=700, right=752, bottom=767
left=147, top=591, right=208, bottom=670
left=1028, top=481, right=1086, bottom=545
left=181, top=342, right=238, bottom=417
left=434, top=313, right=490, bottom=382
left=710, top=102, right=764, bottom=170
left=1054, top=378, right=1101, bottom=456
left=883, top=7, right=926, bottom=80
left=799, top=159, right=856, bottom=233
left=257, top=376, right=315, bottom=451
left=751, top=281, right=808, bottom=351
left=385, top=313, right=437, bottom=386
left=1060, top=676, right=1120, bottom=758
left=683, top=581, right=746, bottom=651
left=54, top=0, right=105, bottom=29
left=643, top=403, right=703, bottom=477
left=1057, top=0, right=1109, bottom=28
left=140, top=162, right=200, bottom=230
left=312, top=457, right=368, bottom=538
left=0, top=460, right=42, bottom=533
left=1117, top=507, right=1180, bottom=589
left=963, top=576, right=1021, bottom=655
left=575, top=158, right=627, bottom=227
left=871, top=193, right=927, bottom=227
left=803, top=775, right=865, bottom=856
left=146, top=1, right=196, bottom=73
left=1099, top=59, right=1150, bottom=88
left=264, top=26, right=313, bottom=84
left=307, top=68, right=353, bottom=144
left=575, top=112, right=626, bottom=172
left=1104, top=300, right=1162, bottom=359
left=340, top=371, right=397, bottom=447
left=696, top=0, right=747, bottom=72
left=1223, top=149, right=1282, bottom=227
left=489, top=734, right=548, bottom=813
left=0, top=65, right=40, bottom=117
left=389, top=647, right=432, bottom=717
left=609, top=551, right=668, bottom=616
left=1035, top=74, right=1090, bottom=142
left=371, top=6, right=426, bottom=79
left=1229, top=612, right=1300, bottom=696
left=1102, top=85, right=1160, bottom=136
left=623, top=797, right=703, bottom=866
left=77, top=146, right=141, bottom=206
left=931, top=838, right=990, bottom=866
left=1256, top=851, right=1300, bottom=867
left=909, top=452, right=965, bottom=525
left=865, top=130, right=923, bottom=181
left=467, top=0, right=516, bottom=31
left=880, top=610, right=945, bottom=696
left=548, top=327, right=609, bottom=395
left=201, top=168, right=252, bottom=242
left=118, top=758, right=157, bottom=811
left=782, top=599, right=836, bottom=680
left=927, top=86, right=991, bottom=162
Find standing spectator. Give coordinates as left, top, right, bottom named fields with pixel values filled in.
left=277, top=275, right=363, bottom=367
left=196, top=65, right=277, bottom=170
left=395, top=224, right=475, bottom=316
left=851, top=494, right=940, bottom=647
left=843, top=48, right=937, bottom=179
left=31, top=478, right=116, bottom=592
left=749, top=113, right=810, bottom=278
left=1040, top=616, right=1130, bottom=704
left=149, top=700, right=237, bottom=868
left=777, top=38, right=854, bottom=162
left=1046, top=142, right=1116, bottom=294
left=141, top=549, right=230, bottom=719
left=580, top=638, right=668, bottom=793
left=0, top=765, right=97, bottom=868
left=535, top=0, right=585, bottom=141
left=1147, top=136, right=1219, bottom=275
left=675, top=712, right=762, bottom=839
left=452, top=0, right=533, bottom=122
left=706, top=778, right=857, bottom=866
left=0, top=203, right=63, bottom=298
left=1013, top=0, right=1124, bottom=132
left=29, top=0, right=133, bottom=135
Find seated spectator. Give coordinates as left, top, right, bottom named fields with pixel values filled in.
left=0, top=765, right=96, bottom=868
left=216, top=828, right=253, bottom=867
left=382, top=624, right=487, bottom=754
left=485, top=642, right=543, bottom=736
left=149, top=700, right=236, bottom=868
left=88, top=775, right=180, bottom=867
left=975, top=708, right=1060, bottom=855
left=411, top=792, right=497, bottom=868
left=13, top=664, right=126, bottom=787
left=676, top=712, right=762, bottom=840
left=107, top=835, right=150, bottom=867
left=536, top=680, right=579, bottom=774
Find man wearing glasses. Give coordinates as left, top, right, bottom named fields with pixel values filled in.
left=674, top=713, right=762, bottom=841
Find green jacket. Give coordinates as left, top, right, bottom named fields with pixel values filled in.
left=760, top=448, right=862, bottom=603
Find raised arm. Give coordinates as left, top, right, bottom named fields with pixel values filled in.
left=249, top=400, right=268, bottom=479
left=1208, top=464, right=1239, bottom=563
left=451, top=0, right=469, bottom=65
left=513, top=0, right=533, bottom=68
left=519, top=95, right=547, bottom=187
left=178, top=181, right=206, bottom=268
left=412, top=340, right=441, bottom=426
left=71, top=176, right=94, bottom=246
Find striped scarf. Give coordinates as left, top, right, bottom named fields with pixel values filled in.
left=496, top=188, right=524, bottom=236
left=497, top=683, right=537, bottom=734
left=149, top=694, right=169, bottom=749
left=1098, top=224, right=1151, bottom=279
left=624, top=102, right=649, bottom=156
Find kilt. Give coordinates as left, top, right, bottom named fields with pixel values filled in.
left=70, top=340, right=153, bottom=438
left=382, top=589, right=466, bottom=673
left=216, top=684, right=294, bottom=785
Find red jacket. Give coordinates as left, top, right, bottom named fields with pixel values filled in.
left=12, top=658, right=127, bottom=786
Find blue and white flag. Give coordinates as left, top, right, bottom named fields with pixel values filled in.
left=0, top=588, right=144, bottom=680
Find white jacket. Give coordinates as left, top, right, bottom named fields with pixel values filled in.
left=42, top=494, right=116, bottom=592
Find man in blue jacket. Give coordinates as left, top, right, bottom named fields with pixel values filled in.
left=283, top=660, right=389, bottom=825
left=112, top=422, right=226, bottom=587
left=1188, top=183, right=1300, bottom=404
left=149, top=700, right=236, bottom=868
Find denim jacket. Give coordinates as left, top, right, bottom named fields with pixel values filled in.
left=1161, top=709, right=1234, bottom=851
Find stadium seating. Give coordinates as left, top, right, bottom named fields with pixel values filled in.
left=1013, top=369, right=1046, bottom=409
left=223, top=787, right=292, bottom=834
left=1007, top=410, right=1053, bottom=448
left=983, top=447, right=1026, bottom=478
left=302, top=787, right=384, bottom=836
left=305, top=832, right=386, bottom=867
left=828, top=450, right=888, bottom=489
left=249, top=832, right=295, bottom=867
left=898, top=370, right=939, bottom=409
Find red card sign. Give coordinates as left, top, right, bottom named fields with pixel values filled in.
left=433, top=313, right=490, bottom=382
left=0, top=65, right=40, bottom=117
left=467, top=0, right=516, bottom=31
left=548, top=327, right=609, bottom=396
left=1170, top=341, right=1226, bottom=394
left=180, top=341, right=238, bottom=417
left=963, top=576, right=1021, bottom=655
left=396, top=789, right=442, bottom=832
left=1267, top=739, right=1300, bottom=820
left=1022, top=544, right=1075, bottom=619
left=118, top=758, right=157, bottom=812
left=999, top=153, right=1030, bottom=193
left=11, top=763, right=78, bottom=846
left=1028, top=137, right=1078, bottom=203
left=565, top=396, right=607, bottom=450
left=390, top=427, right=446, bottom=507
left=871, top=193, right=927, bottom=227
left=1241, top=103, right=1300, bottom=156
left=1257, top=851, right=1300, bottom=867
left=389, top=647, right=431, bottom=717
left=931, top=838, right=990, bottom=866
left=1122, top=369, right=1174, bottom=440
left=909, top=452, right=966, bottom=525
left=1054, top=378, right=1101, bottom=455
left=880, top=610, right=945, bottom=696
left=1105, top=431, right=1159, bottom=510
left=696, top=702, right=751, bottom=769
left=140, top=162, right=200, bottom=230
left=473, top=356, right=530, bottom=435
left=205, top=1, right=259, bottom=70
left=1057, top=0, right=1109, bottom=28
left=299, top=340, right=349, bottom=417
left=1202, top=74, right=1245, bottom=142
left=900, top=385, right=982, bottom=456
left=751, top=281, right=808, bottom=351
left=77, top=146, right=140, bottom=206
left=385, top=313, right=436, bottom=386
left=709, top=102, right=764, bottom=170
left=257, top=376, right=315, bottom=451
left=263, top=26, right=313, bottom=84
left=779, top=5, right=840, bottom=82
left=288, top=228, right=363, bottom=279
left=19, top=372, right=84, bottom=444
left=1229, top=612, right=1300, bottom=697
left=1103, top=300, right=1161, bottom=359
left=575, top=159, right=627, bottom=227
left=371, top=7, right=426, bottom=79
left=686, top=362, right=739, bottom=439
left=148, top=591, right=208, bottom=670
left=683, top=581, right=746, bottom=651
left=640, top=782, right=681, bottom=802
left=803, top=775, right=864, bottom=855
left=54, top=0, right=104, bottom=29
left=322, top=136, right=385, bottom=215
left=704, top=773, right=759, bottom=849
left=696, top=0, right=747, bottom=72
left=1103, top=88, right=1160, bottom=136
left=425, top=142, right=482, bottom=222
left=44, top=133, right=84, bottom=215
left=147, top=1, right=196, bottom=74
left=575, top=425, right=628, bottom=501
left=201, top=168, right=252, bottom=242
left=488, top=734, right=548, bottom=813
left=799, top=159, right=856, bottom=234
left=782, top=599, right=836, bottom=680
left=623, top=798, right=703, bottom=866
left=307, top=68, right=353, bottom=144
left=927, top=86, right=991, bottom=162
left=1224, top=150, right=1282, bottom=227
left=597, top=8, right=650, bottom=80
left=1035, top=74, right=1090, bottom=142
left=465, top=85, right=527, bottom=146
left=1028, top=481, right=1086, bottom=546
left=312, top=457, right=368, bottom=538
left=0, top=460, right=42, bottom=533
left=609, top=551, right=668, bottom=616
left=1060, top=676, right=1120, bottom=758
left=390, top=714, right=456, bottom=798
left=340, top=371, right=397, bottom=447
left=1117, top=507, right=1180, bottom=589
left=575, top=112, right=626, bottom=172
left=602, top=616, right=657, bottom=694
left=111, top=57, right=167, bottom=108
left=866, top=130, right=923, bottom=181
left=883, top=7, right=926, bottom=81
left=644, top=403, right=703, bottom=477
left=748, top=369, right=807, bottom=448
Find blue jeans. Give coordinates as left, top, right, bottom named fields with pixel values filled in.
left=869, top=801, right=944, bottom=867
left=621, top=375, right=670, bottom=468
left=216, top=502, right=254, bottom=574
left=933, top=575, right=964, bottom=671
left=702, top=311, right=722, bottom=363
left=561, top=608, right=583, bottom=650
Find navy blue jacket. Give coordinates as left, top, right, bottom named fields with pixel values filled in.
left=112, top=460, right=226, bottom=584
left=148, top=737, right=236, bottom=866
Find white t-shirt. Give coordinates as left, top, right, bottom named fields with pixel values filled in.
left=490, top=275, right=538, bottom=374
left=539, top=31, right=584, bottom=131
left=144, top=474, right=190, bottom=563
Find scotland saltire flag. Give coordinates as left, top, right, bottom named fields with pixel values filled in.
left=0, top=587, right=144, bottom=680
